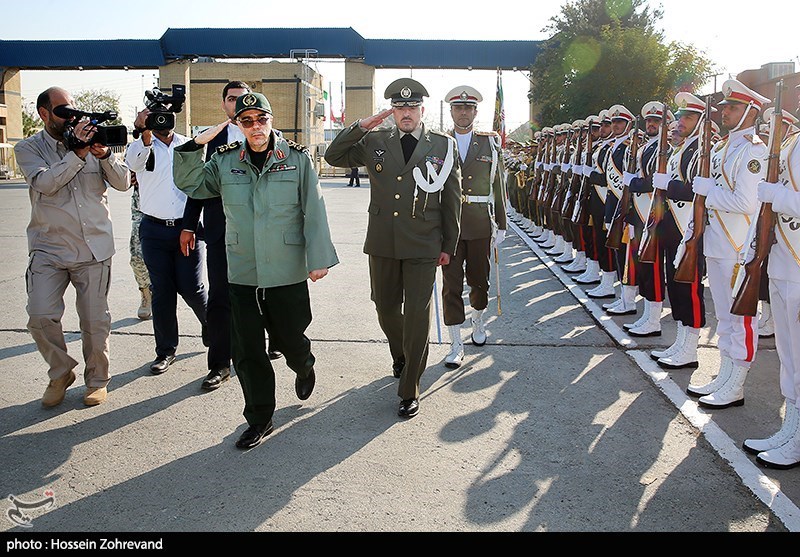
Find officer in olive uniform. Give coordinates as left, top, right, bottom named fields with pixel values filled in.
left=173, top=92, right=339, bottom=449
left=441, top=85, right=506, bottom=368
left=324, top=78, right=462, bottom=418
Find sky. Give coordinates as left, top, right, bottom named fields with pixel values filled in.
left=3, top=0, right=799, bottom=131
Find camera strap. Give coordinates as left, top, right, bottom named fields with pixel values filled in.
left=145, top=148, right=155, bottom=172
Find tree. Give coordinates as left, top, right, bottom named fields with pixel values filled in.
left=529, top=0, right=713, bottom=126
left=22, top=101, right=41, bottom=138
left=72, top=89, right=122, bottom=125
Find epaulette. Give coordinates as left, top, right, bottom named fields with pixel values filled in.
left=286, top=139, right=310, bottom=155
left=428, top=129, right=452, bottom=139
left=744, top=134, right=764, bottom=145
left=216, top=140, right=241, bottom=154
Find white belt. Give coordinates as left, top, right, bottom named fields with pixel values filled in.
left=462, top=195, right=491, bottom=204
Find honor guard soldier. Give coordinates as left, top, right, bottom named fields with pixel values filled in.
left=441, top=85, right=507, bottom=367
left=623, top=102, right=675, bottom=336
left=565, top=115, right=601, bottom=275
left=556, top=119, right=588, bottom=266
left=687, top=80, right=769, bottom=409
left=648, top=92, right=708, bottom=370
left=746, top=97, right=800, bottom=468
left=325, top=78, right=462, bottom=418
left=576, top=110, right=615, bottom=289
left=602, top=104, right=636, bottom=310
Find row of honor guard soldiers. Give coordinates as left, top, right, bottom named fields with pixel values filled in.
left=505, top=79, right=800, bottom=469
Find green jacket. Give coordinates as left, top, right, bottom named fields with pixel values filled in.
left=173, top=132, right=339, bottom=288
left=451, top=130, right=507, bottom=240
left=325, top=121, right=461, bottom=259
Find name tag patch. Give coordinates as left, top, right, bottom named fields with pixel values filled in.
left=267, top=164, right=298, bottom=173
left=230, top=168, right=246, bottom=175
left=477, top=155, right=493, bottom=163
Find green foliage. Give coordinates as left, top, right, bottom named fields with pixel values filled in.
left=73, top=89, right=122, bottom=125
left=22, top=102, right=41, bottom=138
left=530, top=0, right=712, bottom=127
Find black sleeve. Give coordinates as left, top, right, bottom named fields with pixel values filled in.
left=588, top=170, right=607, bottom=186
left=666, top=179, right=694, bottom=202
left=628, top=175, right=653, bottom=194
left=181, top=196, right=203, bottom=232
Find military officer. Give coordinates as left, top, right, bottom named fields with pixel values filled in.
left=747, top=98, right=800, bottom=468
left=648, top=92, right=707, bottom=371
left=173, top=92, right=339, bottom=449
left=687, top=80, right=769, bottom=409
left=324, top=78, right=462, bottom=418
left=440, top=85, right=506, bottom=367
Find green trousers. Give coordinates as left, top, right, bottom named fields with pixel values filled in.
left=369, top=255, right=437, bottom=401
left=230, top=282, right=315, bottom=426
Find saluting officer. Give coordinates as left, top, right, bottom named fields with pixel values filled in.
left=324, top=78, right=462, bottom=419
left=441, top=85, right=507, bottom=367
left=687, top=80, right=768, bottom=409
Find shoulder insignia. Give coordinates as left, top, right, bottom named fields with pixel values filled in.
left=743, top=134, right=764, bottom=145
left=216, top=140, right=241, bottom=154
left=428, top=129, right=452, bottom=139
left=285, top=139, right=310, bottom=155
left=747, top=159, right=762, bottom=174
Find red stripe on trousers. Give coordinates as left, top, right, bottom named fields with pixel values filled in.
left=743, top=315, right=755, bottom=362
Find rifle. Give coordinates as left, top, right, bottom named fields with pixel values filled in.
left=535, top=133, right=553, bottom=229
left=731, top=81, right=784, bottom=316
left=638, top=103, right=670, bottom=263
left=606, top=117, right=641, bottom=250
left=528, top=138, right=547, bottom=226
left=562, top=125, right=586, bottom=231
left=552, top=128, right=575, bottom=241
left=541, top=133, right=559, bottom=232
left=572, top=123, right=595, bottom=226
left=673, top=102, right=713, bottom=283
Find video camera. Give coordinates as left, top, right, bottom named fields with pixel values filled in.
left=52, top=105, right=128, bottom=149
left=136, top=85, right=186, bottom=136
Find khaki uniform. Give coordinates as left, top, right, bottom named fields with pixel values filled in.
left=442, top=130, right=506, bottom=325
left=325, top=121, right=461, bottom=400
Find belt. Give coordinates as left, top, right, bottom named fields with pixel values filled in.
left=461, top=195, right=491, bottom=204
left=144, top=214, right=183, bottom=227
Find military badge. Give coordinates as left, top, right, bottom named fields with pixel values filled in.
left=267, top=164, right=297, bottom=173
left=459, top=91, right=468, bottom=101
left=400, top=87, right=412, bottom=99
left=747, top=159, right=762, bottom=174
left=375, top=163, right=383, bottom=173
left=242, top=94, right=257, bottom=107
left=375, top=149, right=385, bottom=157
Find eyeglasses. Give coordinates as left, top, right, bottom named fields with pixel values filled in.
left=238, top=115, right=270, bottom=128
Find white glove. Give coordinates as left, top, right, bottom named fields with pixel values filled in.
left=623, top=171, right=636, bottom=187
left=494, top=229, right=506, bottom=247
left=560, top=163, right=570, bottom=173
left=535, top=161, right=543, bottom=170
left=653, top=172, right=670, bottom=191
left=692, top=176, right=715, bottom=197
left=583, top=165, right=593, bottom=177
left=519, top=163, right=528, bottom=171
left=757, top=179, right=782, bottom=204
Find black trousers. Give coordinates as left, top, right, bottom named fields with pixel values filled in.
left=139, top=217, right=207, bottom=359
left=229, top=282, right=314, bottom=426
left=205, top=234, right=231, bottom=371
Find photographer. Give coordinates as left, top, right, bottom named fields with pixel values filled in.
left=125, top=104, right=209, bottom=376
left=14, top=86, right=130, bottom=408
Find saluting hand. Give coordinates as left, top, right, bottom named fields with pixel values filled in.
left=195, top=120, right=231, bottom=146
left=358, top=109, right=394, bottom=131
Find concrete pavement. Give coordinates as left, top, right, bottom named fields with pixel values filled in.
left=0, top=176, right=798, bottom=533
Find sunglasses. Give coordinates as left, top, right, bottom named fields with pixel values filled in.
left=238, top=115, right=270, bottom=128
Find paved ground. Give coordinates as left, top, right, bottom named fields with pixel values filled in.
left=0, top=175, right=798, bottom=533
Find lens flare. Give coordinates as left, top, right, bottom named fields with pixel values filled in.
left=564, top=37, right=602, bottom=75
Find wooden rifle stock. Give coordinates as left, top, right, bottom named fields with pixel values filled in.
left=606, top=118, right=640, bottom=250
left=731, top=81, right=784, bottom=316
left=674, top=103, right=713, bottom=283
left=572, top=124, right=595, bottom=225
left=562, top=127, right=586, bottom=230
left=638, top=103, right=670, bottom=263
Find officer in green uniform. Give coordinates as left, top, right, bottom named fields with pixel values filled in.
left=173, top=92, right=339, bottom=449
left=441, top=85, right=507, bottom=368
left=324, top=78, right=462, bottom=418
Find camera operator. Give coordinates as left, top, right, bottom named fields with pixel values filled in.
left=14, top=87, right=130, bottom=408
left=125, top=106, right=209, bottom=375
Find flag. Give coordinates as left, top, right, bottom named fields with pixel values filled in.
left=493, top=69, right=506, bottom=149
